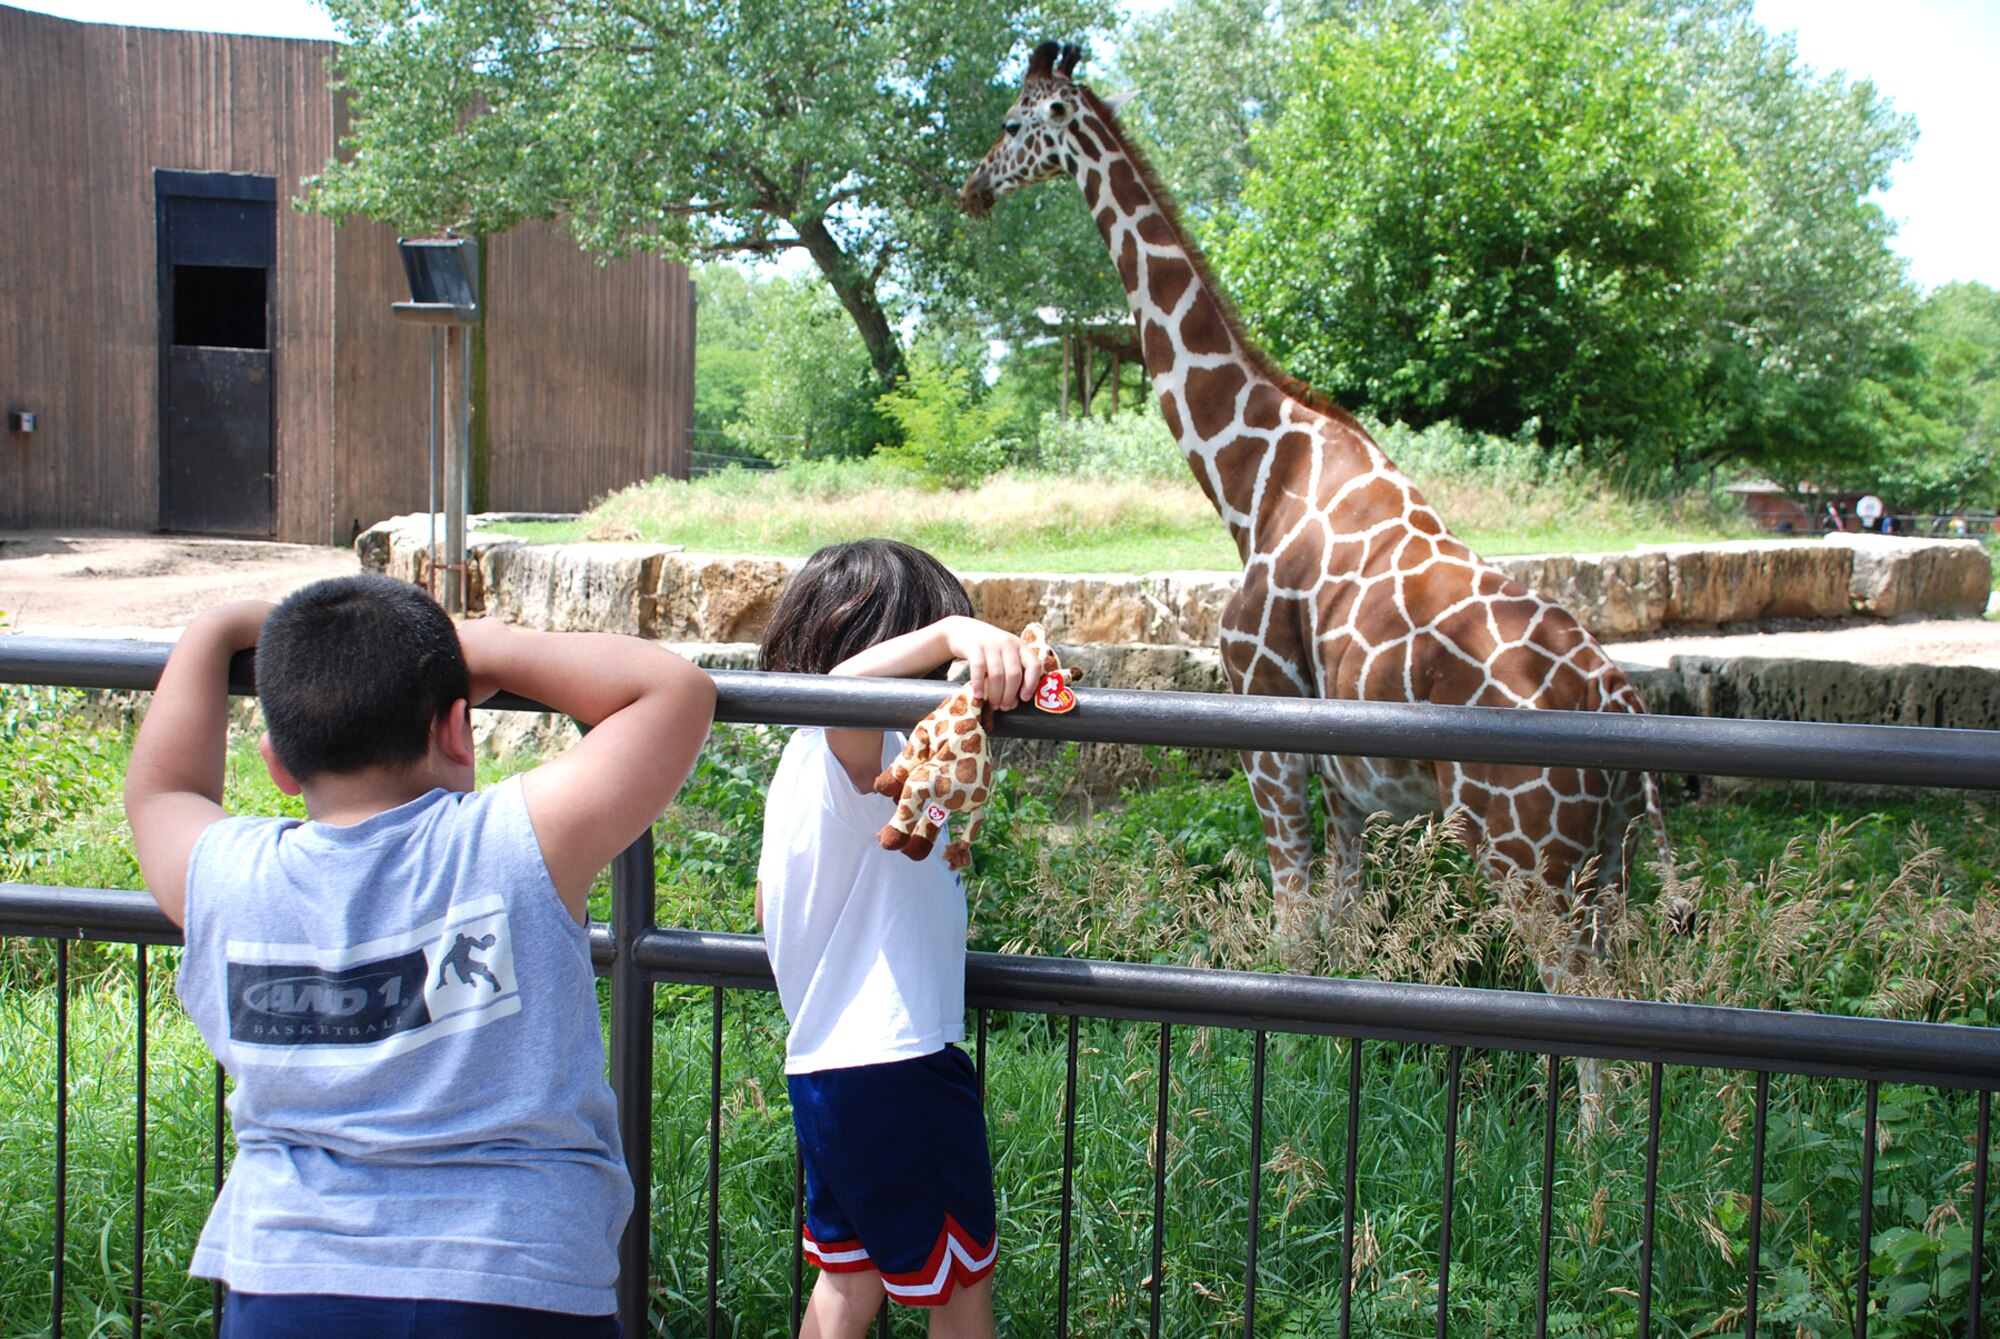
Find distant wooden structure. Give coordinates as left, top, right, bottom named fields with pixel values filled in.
left=0, top=4, right=693, bottom=545
left=1723, top=478, right=1816, bottom=534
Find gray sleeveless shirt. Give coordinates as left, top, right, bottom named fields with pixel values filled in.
left=175, top=777, right=630, bottom=1315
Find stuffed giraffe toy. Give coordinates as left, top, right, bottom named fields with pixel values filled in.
left=962, top=45, right=1684, bottom=1032
left=875, top=622, right=1075, bottom=871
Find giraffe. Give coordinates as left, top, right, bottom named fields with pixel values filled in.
left=876, top=622, right=1075, bottom=871
left=962, top=42, right=1679, bottom=992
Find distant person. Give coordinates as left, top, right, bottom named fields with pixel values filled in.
left=1855, top=493, right=1885, bottom=533
left=124, top=575, right=715, bottom=1338
left=1824, top=500, right=1845, bottom=533
left=756, top=539, right=1043, bottom=1339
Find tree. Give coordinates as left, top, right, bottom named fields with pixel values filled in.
left=1110, top=0, right=1339, bottom=224
left=1882, top=282, right=2000, bottom=510
left=1215, top=0, right=1725, bottom=458
left=690, top=264, right=766, bottom=447
left=720, top=276, right=883, bottom=461
left=303, top=0, right=1111, bottom=392
left=1653, top=0, right=1923, bottom=477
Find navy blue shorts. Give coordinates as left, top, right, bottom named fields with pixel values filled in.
left=218, top=1292, right=620, bottom=1338
left=788, top=1045, right=997, bottom=1306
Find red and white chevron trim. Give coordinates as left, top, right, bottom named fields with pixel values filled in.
left=800, top=1216, right=997, bottom=1306
left=878, top=1214, right=997, bottom=1306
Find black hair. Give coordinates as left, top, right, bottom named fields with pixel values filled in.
left=255, top=574, right=470, bottom=782
left=759, top=539, right=972, bottom=677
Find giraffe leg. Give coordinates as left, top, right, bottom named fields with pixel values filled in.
left=1445, top=762, right=1625, bottom=1130
left=1313, top=766, right=1371, bottom=922
left=1243, top=749, right=1314, bottom=948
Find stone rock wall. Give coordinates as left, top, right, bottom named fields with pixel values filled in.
left=358, top=514, right=1991, bottom=648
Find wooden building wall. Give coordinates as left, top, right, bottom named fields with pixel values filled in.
left=0, top=5, right=338, bottom=539
left=486, top=222, right=694, bottom=513
left=1, top=4, right=692, bottom=546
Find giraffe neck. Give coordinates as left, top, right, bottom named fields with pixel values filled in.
left=1064, top=100, right=1333, bottom=529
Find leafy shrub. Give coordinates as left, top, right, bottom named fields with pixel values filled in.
left=0, top=686, right=131, bottom=881
left=875, top=349, right=1019, bottom=490
left=1030, top=409, right=1185, bottom=481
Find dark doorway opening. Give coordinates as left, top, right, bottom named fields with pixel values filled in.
left=155, top=170, right=276, bottom=536
left=171, top=265, right=268, bottom=349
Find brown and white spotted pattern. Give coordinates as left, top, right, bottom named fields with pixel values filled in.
left=875, top=622, right=1070, bottom=872
left=964, top=43, right=1675, bottom=978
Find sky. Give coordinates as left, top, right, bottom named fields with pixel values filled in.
left=7, top=0, right=1995, bottom=292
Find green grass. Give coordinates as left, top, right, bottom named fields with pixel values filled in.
left=4, top=701, right=1998, bottom=1336
left=7, top=963, right=1993, bottom=1336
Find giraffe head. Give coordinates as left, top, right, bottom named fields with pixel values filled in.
left=960, top=41, right=1091, bottom=219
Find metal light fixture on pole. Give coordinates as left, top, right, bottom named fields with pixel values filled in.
left=391, top=238, right=481, bottom=614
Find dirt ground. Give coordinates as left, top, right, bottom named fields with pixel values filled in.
left=2, top=529, right=1997, bottom=664
left=0, top=531, right=360, bottom=637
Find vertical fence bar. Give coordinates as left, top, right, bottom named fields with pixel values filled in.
left=708, top=988, right=724, bottom=1339
left=876, top=1296, right=891, bottom=1336
left=1637, top=1062, right=1664, bottom=1339
left=791, top=1148, right=806, bottom=1336
left=976, top=1008, right=988, bottom=1093
left=1437, top=1046, right=1463, bottom=1339
left=1972, top=1089, right=1990, bottom=1339
left=1242, top=1030, right=1268, bottom=1339
left=1535, top=1052, right=1559, bottom=1339
left=1745, top=1071, right=1770, bottom=1338
left=51, top=937, right=68, bottom=1339
left=213, top=1062, right=226, bottom=1323
left=1057, top=1014, right=1080, bottom=1339
left=1149, top=1022, right=1172, bottom=1339
left=1339, top=1038, right=1363, bottom=1339
left=608, top=830, right=656, bottom=1338
left=133, top=943, right=148, bottom=1339
left=1855, top=1080, right=1879, bottom=1339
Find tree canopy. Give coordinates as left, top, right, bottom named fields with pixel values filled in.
left=1196, top=0, right=1932, bottom=482
left=1214, top=0, right=1724, bottom=459
left=304, top=0, right=1111, bottom=390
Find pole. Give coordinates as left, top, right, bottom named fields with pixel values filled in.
left=427, top=328, right=439, bottom=601
left=1060, top=331, right=1071, bottom=421
left=441, top=325, right=466, bottom=615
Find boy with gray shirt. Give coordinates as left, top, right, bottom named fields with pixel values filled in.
left=125, top=575, right=714, bottom=1337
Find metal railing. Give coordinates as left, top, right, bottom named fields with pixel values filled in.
left=3, top=634, right=1999, bottom=1337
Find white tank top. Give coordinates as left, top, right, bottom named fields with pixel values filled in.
left=758, top=728, right=968, bottom=1073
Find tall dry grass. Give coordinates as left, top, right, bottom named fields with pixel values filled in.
left=536, top=420, right=1748, bottom=570
left=985, top=808, right=2000, bottom=1027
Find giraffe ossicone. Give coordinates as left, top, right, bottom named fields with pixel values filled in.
left=962, top=42, right=1684, bottom=993
left=874, top=622, right=1074, bottom=872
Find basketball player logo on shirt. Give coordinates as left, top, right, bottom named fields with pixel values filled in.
left=436, top=933, right=502, bottom=992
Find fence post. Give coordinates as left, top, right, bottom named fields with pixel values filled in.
left=610, top=831, right=657, bottom=1334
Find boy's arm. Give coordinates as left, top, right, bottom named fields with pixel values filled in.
left=124, top=601, right=272, bottom=928
left=458, top=619, right=716, bottom=919
left=823, top=615, right=1041, bottom=791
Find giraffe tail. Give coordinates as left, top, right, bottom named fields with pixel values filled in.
left=1643, top=771, right=1694, bottom=935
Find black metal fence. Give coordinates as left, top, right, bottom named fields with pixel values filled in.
left=4, top=634, right=1999, bottom=1338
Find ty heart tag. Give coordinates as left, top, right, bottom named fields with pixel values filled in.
left=1033, top=670, right=1076, bottom=714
